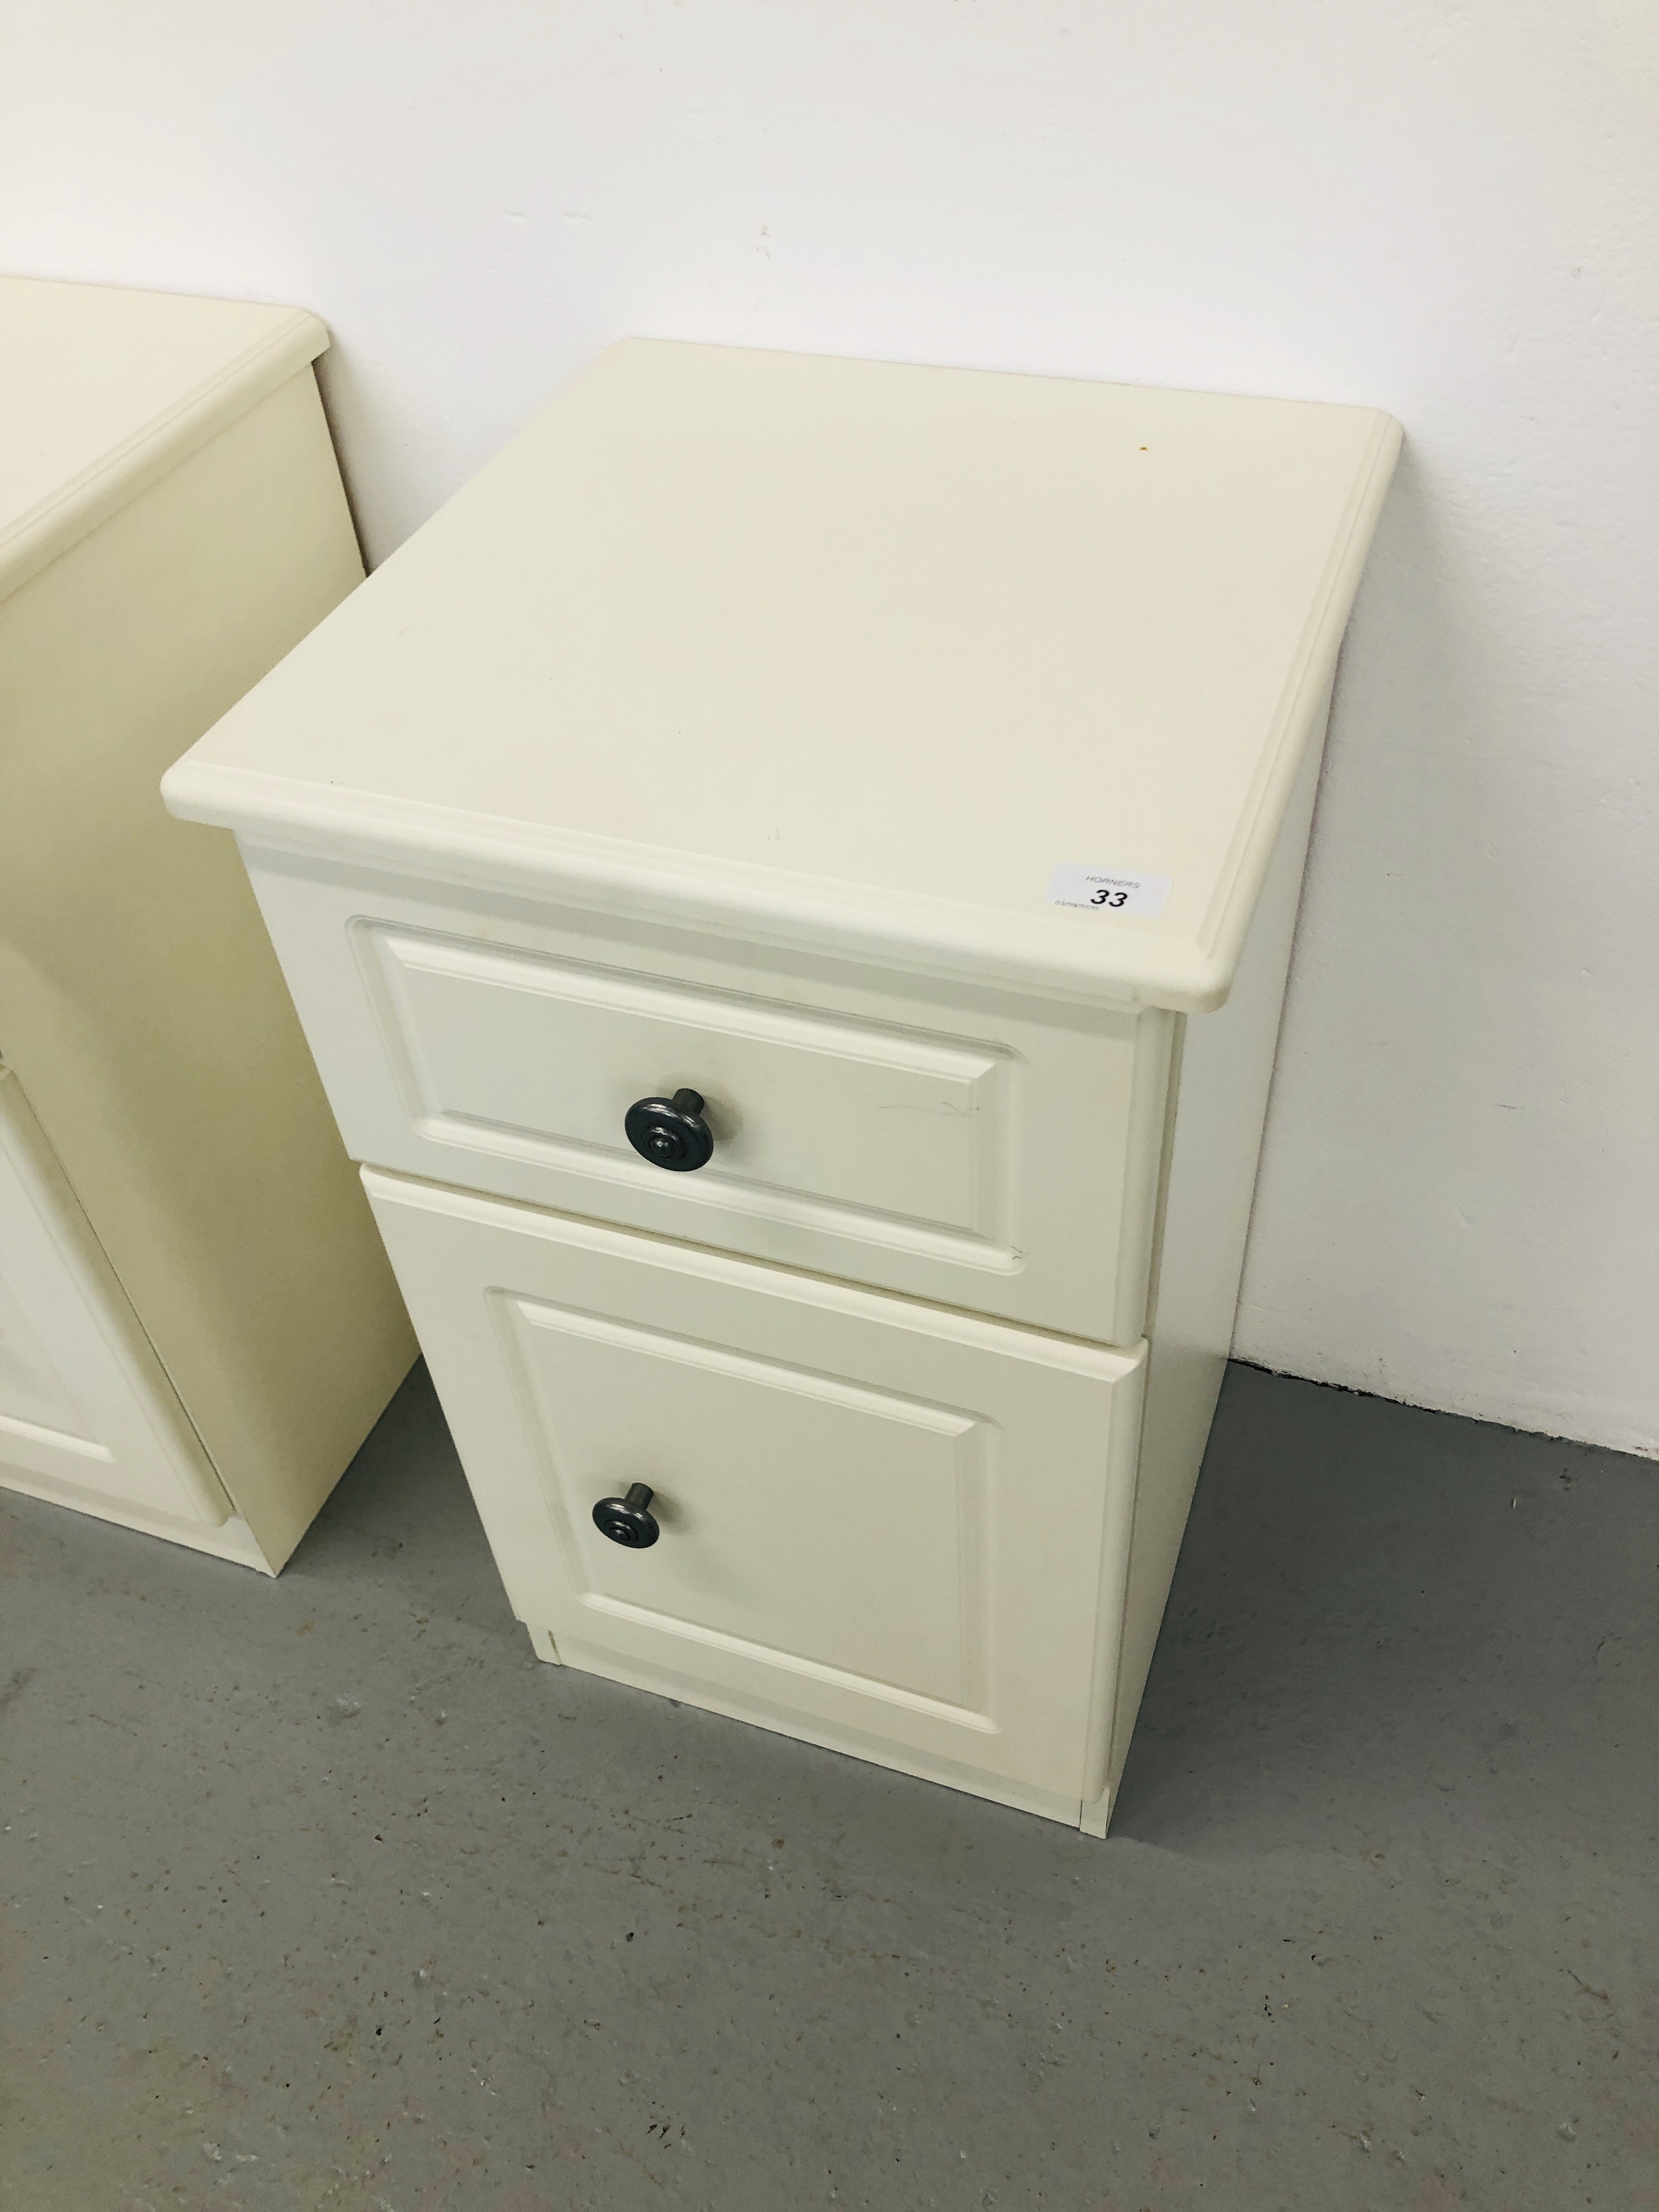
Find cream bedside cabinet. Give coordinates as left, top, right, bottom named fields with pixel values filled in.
left=0, top=278, right=415, bottom=1572
left=163, top=341, right=1398, bottom=1825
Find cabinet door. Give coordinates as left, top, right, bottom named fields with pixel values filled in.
left=0, top=1070, right=230, bottom=1526
left=366, top=1169, right=1145, bottom=1819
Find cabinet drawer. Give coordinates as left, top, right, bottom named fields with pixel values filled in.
left=365, top=1168, right=1146, bottom=1818
left=246, top=856, right=1172, bottom=1344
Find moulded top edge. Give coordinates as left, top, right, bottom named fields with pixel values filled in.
left=161, top=341, right=1402, bottom=1013
left=0, top=278, right=330, bottom=600
left=160, top=757, right=1231, bottom=1015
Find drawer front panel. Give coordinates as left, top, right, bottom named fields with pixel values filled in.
left=368, top=923, right=1006, bottom=1242
left=365, top=1170, right=1145, bottom=1804
left=247, top=855, right=1172, bottom=1344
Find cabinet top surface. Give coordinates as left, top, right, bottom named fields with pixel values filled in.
left=0, top=276, right=327, bottom=596
left=166, top=340, right=1399, bottom=1010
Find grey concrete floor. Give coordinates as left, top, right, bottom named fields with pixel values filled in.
left=2, top=1363, right=1655, bottom=2212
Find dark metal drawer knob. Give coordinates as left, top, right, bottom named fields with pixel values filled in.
left=592, top=1482, right=660, bottom=1549
left=624, top=1088, right=714, bottom=1172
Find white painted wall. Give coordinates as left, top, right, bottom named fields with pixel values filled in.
left=3, top=2, right=1655, bottom=1453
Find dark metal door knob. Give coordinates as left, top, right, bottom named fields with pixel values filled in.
left=624, top=1088, right=714, bottom=1172
left=592, top=1482, right=660, bottom=1548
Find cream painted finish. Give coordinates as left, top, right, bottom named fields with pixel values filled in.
left=0, top=276, right=329, bottom=595
left=162, top=341, right=1400, bottom=1015
left=0, top=1066, right=230, bottom=1530
left=0, top=276, right=415, bottom=1570
left=366, top=1171, right=1146, bottom=1821
left=1087, top=705, right=1328, bottom=1831
left=233, top=867, right=1172, bottom=1342
left=165, top=340, right=1397, bottom=1816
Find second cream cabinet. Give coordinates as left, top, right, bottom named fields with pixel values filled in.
left=0, top=276, right=414, bottom=1570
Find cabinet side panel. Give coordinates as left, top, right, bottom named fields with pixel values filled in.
left=1102, top=681, right=1333, bottom=1805
left=0, top=370, right=415, bottom=1567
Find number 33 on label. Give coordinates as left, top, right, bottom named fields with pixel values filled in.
left=1046, top=865, right=1172, bottom=919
